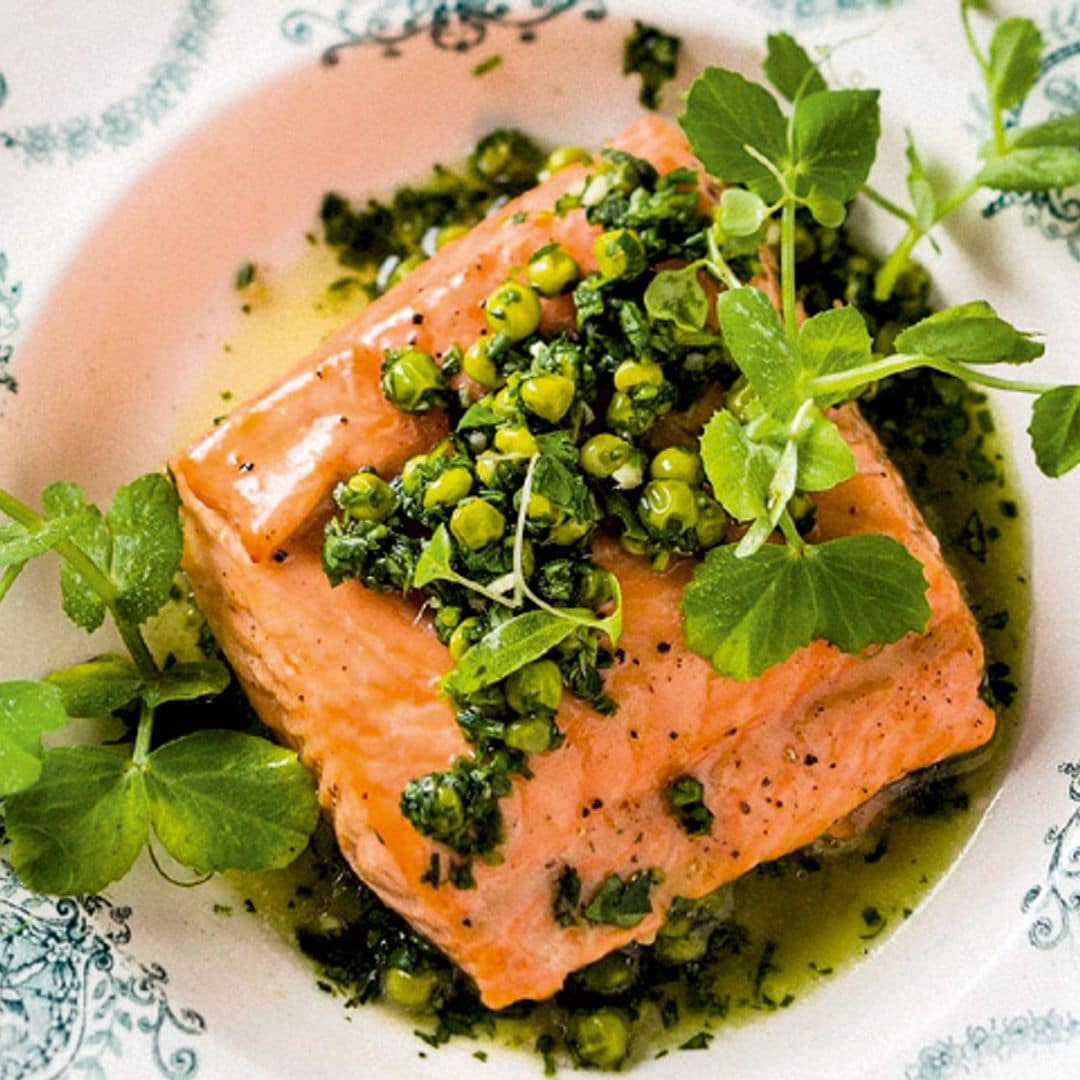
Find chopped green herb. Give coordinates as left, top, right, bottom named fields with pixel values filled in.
left=679, top=1032, right=714, bottom=1051
left=583, top=869, right=658, bottom=928
left=472, top=54, right=502, bottom=78
left=234, top=261, right=257, bottom=289
left=665, top=775, right=715, bottom=836
left=623, top=21, right=681, bottom=110
left=553, top=865, right=582, bottom=927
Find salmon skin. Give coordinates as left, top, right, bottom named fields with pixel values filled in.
left=172, top=117, right=995, bottom=1009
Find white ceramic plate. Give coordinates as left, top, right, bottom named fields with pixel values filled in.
left=1, top=2, right=1078, bottom=1077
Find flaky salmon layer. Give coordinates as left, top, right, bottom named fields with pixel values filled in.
left=172, top=117, right=994, bottom=1008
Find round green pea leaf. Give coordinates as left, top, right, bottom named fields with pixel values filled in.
left=805, top=187, right=846, bottom=228
left=145, top=730, right=320, bottom=874
left=719, top=187, right=769, bottom=237
left=0, top=680, right=70, bottom=795
left=4, top=746, right=149, bottom=895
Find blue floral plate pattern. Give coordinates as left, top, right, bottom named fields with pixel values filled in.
left=0, top=3, right=1077, bottom=1077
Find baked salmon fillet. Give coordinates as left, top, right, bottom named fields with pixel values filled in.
left=171, top=116, right=995, bottom=1009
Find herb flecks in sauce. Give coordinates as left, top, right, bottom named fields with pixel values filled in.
left=623, top=21, right=682, bottom=111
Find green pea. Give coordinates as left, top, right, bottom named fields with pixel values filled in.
left=524, top=490, right=559, bottom=523
left=401, top=454, right=427, bottom=494
left=639, top=480, right=699, bottom=535
left=548, top=516, right=591, bottom=545
left=520, top=373, right=575, bottom=424
left=579, top=567, right=615, bottom=609
left=422, top=466, right=473, bottom=510
left=544, top=145, right=593, bottom=175
left=653, top=931, right=710, bottom=966
left=435, top=222, right=470, bottom=249
left=504, top=716, right=555, bottom=753
left=450, top=498, right=506, bottom=550
left=527, top=245, right=581, bottom=298
left=340, top=470, right=396, bottom=522
left=613, top=359, right=665, bottom=392
left=577, top=953, right=637, bottom=995
left=650, top=446, right=703, bottom=485
left=381, top=349, right=445, bottom=412
left=493, top=426, right=538, bottom=457
left=386, top=253, right=426, bottom=289
left=594, top=228, right=646, bottom=280
left=448, top=617, right=485, bottom=662
left=694, top=498, right=728, bottom=549
left=568, top=1008, right=630, bottom=1070
left=580, top=433, right=632, bottom=478
left=435, top=782, right=464, bottom=831
left=462, top=338, right=499, bottom=388
left=492, top=381, right=522, bottom=420
left=433, top=605, right=462, bottom=640
left=505, top=659, right=562, bottom=715
left=484, top=281, right=542, bottom=342
left=384, top=967, right=439, bottom=1010
left=475, top=451, right=503, bottom=488
left=606, top=390, right=653, bottom=437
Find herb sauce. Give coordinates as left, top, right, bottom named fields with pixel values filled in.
left=191, top=142, right=1027, bottom=1070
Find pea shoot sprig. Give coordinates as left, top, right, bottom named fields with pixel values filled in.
left=862, top=1, right=1080, bottom=299
left=0, top=475, right=318, bottom=895
left=673, top=10, right=1079, bottom=680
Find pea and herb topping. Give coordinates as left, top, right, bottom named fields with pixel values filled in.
left=380, top=348, right=447, bottom=413
left=323, top=5, right=1080, bottom=898
left=320, top=129, right=547, bottom=299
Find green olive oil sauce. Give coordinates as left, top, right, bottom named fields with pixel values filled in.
left=182, top=140, right=1028, bottom=1068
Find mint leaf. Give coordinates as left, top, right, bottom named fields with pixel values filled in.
left=905, top=132, right=937, bottom=232
left=895, top=301, right=1044, bottom=364
left=145, top=731, right=319, bottom=874
left=583, top=870, right=656, bottom=928
left=716, top=286, right=799, bottom=415
left=1029, top=385, right=1080, bottom=477
left=142, top=660, right=231, bottom=711
left=42, top=482, right=110, bottom=632
left=1009, top=115, right=1080, bottom=150
left=644, top=265, right=710, bottom=331
left=977, top=147, right=1080, bottom=193
left=444, top=610, right=578, bottom=698
left=0, top=681, right=70, bottom=794
left=701, top=409, right=777, bottom=522
left=679, top=68, right=788, bottom=200
left=792, top=89, right=881, bottom=202
left=681, top=535, right=931, bottom=679
left=413, top=524, right=457, bottom=589
left=46, top=655, right=145, bottom=717
left=5, top=747, right=149, bottom=894
left=107, top=473, right=183, bottom=625
left=763, top=32, right=826, bottom=103
left=797, top=305, right=874, bottom=405
left=988, top=18, right=1043, bottom=111
left=0, top=516, right=77, bottom=565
